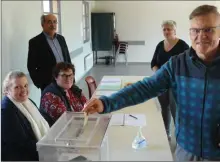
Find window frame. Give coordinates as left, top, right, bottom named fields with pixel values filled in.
left=82, top=0, right=90, bottom=43
left=41, top=0, right=62, bottom=34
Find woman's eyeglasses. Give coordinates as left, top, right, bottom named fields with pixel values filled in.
left=163, top=28, right=173, bottom=32
left=58, top=73, right=74, bottom=79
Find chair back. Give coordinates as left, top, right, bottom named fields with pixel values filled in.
left=85, top=76, right=97, bottom=98
left=117, top=42, right=128, bottom=54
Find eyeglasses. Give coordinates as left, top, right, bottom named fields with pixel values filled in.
left=163, top=28, right=173, bottom=32
left=47, top=20, right=58, bottom=25
left=189, top=26, right=220, bottom=36
left=58, top=73, right=74, bottom=79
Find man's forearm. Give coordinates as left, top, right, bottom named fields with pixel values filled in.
left=99, top=61, right=173, bottom=113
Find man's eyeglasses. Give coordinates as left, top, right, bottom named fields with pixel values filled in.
left=59, top=73, right=74, bottom=79
left=47, top=20, right=58, bottom=25
left=189, top=26, right=220, bottom=36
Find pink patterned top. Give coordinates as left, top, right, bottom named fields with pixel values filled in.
left=41, top=89, right=87, bottom=121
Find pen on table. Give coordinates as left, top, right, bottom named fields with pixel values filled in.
left=129, top=114, right=138, bottom=120
left=138, top=139, right=146, bottom=144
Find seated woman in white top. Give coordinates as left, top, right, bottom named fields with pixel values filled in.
left=1, top=71, right=50, bottom=161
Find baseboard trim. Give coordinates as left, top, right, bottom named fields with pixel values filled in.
left=126, top=62, right=150, bottom=65
left=125, top=40, right=145, bottom=46
left=114, top=62, right=150, bottom=65
left=70, top=47, right=83, bottom=59
left=94, top=62, right=150, bottom=65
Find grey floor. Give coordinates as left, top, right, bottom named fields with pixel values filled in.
left=76, top=62, right=176, bottom=157
left=77, top=63, right=154, bottom=98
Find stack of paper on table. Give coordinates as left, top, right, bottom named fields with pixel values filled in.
left=97, top=78, right=122, bottom=91
left=95, top=91, right=117, bottom=97
left=109, top=113, right=146, bottom=127
left=101, top=78, right=121, bottom=83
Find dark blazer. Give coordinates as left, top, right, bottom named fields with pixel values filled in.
left=27, top=32, right=72, bottom=90
left=1, top=96, right=39, bottom=161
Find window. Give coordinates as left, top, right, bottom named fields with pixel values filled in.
left=82, top=1, right=90, bottom=43
left=42, top=0, right=61, bottom=34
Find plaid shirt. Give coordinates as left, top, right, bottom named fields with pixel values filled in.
left=100, top=47, right=220, bottom=160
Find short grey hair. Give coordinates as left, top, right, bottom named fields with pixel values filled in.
left=41, top=14, right=46, bottom=25
left=161, top=20, right=177, bottom=29
left=3, top=71, right=26, bottom=95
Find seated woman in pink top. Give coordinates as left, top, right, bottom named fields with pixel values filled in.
left=40, top=62, right=87, bottom=125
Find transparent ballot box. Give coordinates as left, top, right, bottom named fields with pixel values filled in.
left=37, top=112, right=111, bottom=161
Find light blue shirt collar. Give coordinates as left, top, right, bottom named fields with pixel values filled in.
left=43, top=32, right=57, bottom=40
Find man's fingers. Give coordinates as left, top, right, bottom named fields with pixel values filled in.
left=82, top=99, right=95, bottom=112
left=84, top=98, right=96, bottom=108
left=82, top=98, right=103, bottom=114
left=84, top=106, right=97, bottom=115
left=88, top=109, right=98, bottom=115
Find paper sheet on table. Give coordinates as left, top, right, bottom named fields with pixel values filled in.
left=110, top=113, right=146, bottom=127
left=109, top=113, right=125, bottom=126
left=95, top=91, right=117, bottom=97
left=83, top=112, right=88, bottom=127
left=98, top=78, right=122, bottom=90
left=124, top=114, right=146, bottom=127
left=101, top=78, right=122, bottom=83
left=98, top=82, right=122, bottom=90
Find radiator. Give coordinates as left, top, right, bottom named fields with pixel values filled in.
left=84, top=53, right=93, bottom=71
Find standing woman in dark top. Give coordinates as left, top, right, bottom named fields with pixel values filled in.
left=151, top=20, right=189, bottom=141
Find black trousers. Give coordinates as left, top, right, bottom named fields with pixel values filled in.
left=158, top=89, right=176, bottom=137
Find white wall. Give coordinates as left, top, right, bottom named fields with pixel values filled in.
left=2, top=1, right=94, bottom=106
left=215, top=1, right=220, bottom=11
left=2, top=1, right=42, bottom=76
left=1, top=1, right=219, bottom=105
left=2, top=1, right=43, bottom=104
left=93, top=1, right=217, bottom=63
left=61, top=1, right=94, bottom=82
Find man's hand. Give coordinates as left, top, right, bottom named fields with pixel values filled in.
left=82, top=98, right=104, bottom=115
left=152, top=66, right=159, bottom=72
left=124, top=82, right=133, bottom=87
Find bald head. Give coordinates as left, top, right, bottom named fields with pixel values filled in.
left=41, top=14, right=57, bottom=37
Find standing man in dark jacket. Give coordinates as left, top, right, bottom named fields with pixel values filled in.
left=27, top=14, right=72, bottom=91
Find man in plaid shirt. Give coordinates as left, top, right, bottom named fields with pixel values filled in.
left=83, top=5, right=220, bottom=161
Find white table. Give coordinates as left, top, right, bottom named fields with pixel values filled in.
left=94, top=76, right=173, bottom=161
